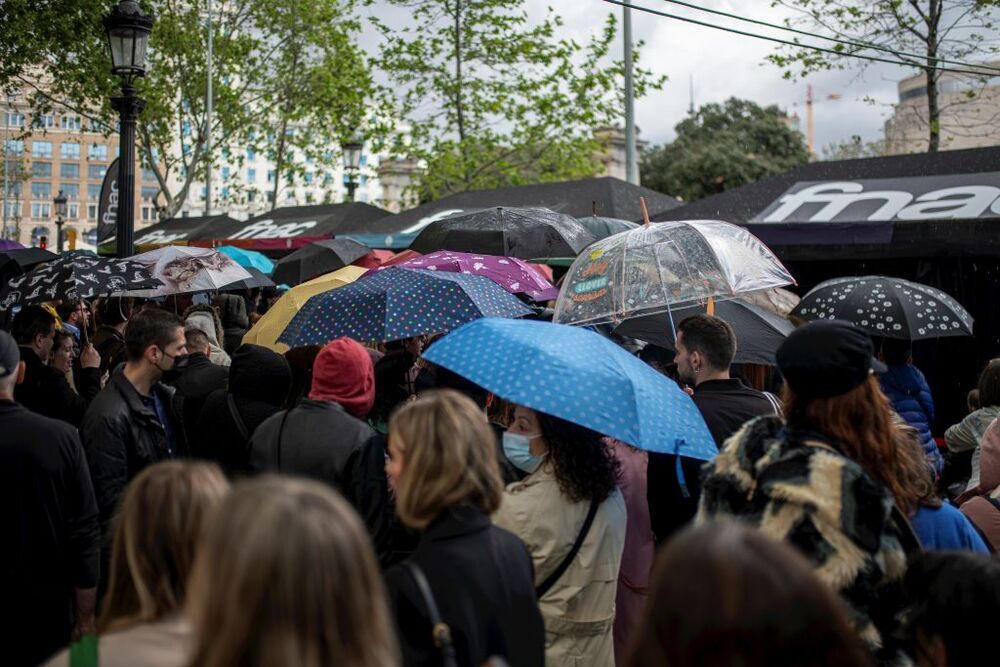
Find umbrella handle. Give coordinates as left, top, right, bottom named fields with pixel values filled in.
left=640, top=197, right=651, bottom=226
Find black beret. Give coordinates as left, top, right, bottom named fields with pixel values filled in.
left=777, top=320, right=887, bottom=400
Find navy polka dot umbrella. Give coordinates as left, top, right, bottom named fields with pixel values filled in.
left=278, top=267, right=535, bottom=347
left=792, top=276, right=973, bottom=340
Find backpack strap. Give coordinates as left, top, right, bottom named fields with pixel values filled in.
left=226, top=394, right=249, bottom=440
left=404, top=561, right=458, bottom=667
left=536, top=498, right=600, bottom=598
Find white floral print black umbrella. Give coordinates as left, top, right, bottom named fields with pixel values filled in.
left=792, top=276, right=973, bottom=340
left=0, top=255, right=161, bottom=310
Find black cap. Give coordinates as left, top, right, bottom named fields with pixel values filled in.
left=0, top=330, right=19, bottom=379
left=777, top=320, right=887, bottom=400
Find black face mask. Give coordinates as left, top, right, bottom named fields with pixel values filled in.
left=157, top=350, right=190, bottom=383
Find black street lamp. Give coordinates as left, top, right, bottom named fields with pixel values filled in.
left=104, top=0, right=154, bottom=258
left=342, top=133, right=364, bottom=203
left=53, top=189, right=67, bottom=253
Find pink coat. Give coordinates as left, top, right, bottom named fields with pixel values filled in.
left=959, top=417, right=1000, bottom=551
left=609, top=440, right=655, bottom=665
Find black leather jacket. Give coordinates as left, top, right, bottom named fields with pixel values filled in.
left=81, top=372, right=186, bottom=534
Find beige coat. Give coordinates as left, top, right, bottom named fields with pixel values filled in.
left=494, top=463, right=627, bottom=666
left=44, top=615, right=190, bottom=667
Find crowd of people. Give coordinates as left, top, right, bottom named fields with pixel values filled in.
left=3, top=289, right=1000, bottom=667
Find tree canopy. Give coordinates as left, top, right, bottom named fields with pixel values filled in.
left=373, top=0, right=665, bottom=200
left=640, top=97, right=810, bottom=202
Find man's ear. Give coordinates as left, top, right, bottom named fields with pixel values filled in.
left=16, top=360, right=26, bottom=385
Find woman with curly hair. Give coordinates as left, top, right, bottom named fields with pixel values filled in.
left=493, top=404, right=625, bottom=666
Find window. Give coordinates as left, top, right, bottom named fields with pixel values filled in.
left=61, top=143, right=81, bottom=159
left=182, top=121, right=192, bottom=137
left=88, top=164, right=107, bottom=180
left=266, top=170, right=275, bottom=183
left=246, top=149, right=256, bottom=161
left=141, top=186, right=159, bottom=200
left=4, top=112, right=25, bottom=128
left=84, top=228, right=97, bottom=245
left=201, top=186, right=207, bottom=199
left=221, top=166, right=230, bottom=180
left=4, top=202, right=21, bottom=218
left=31, top=182, right=51, bottom=199
left=60, top=115, right=82, bottom=131
left=31, top=226, right=49, bottom=246
left=31, top=203, right=51, bottom=218
left=67, top=203, right=79, bottom=219
left=247, top=168, right=256, bottom=181
left=87, top=204, right=97, bottom=219
left=32, top=162, right=52, bottom=177
left=88, top=144, right=108, bottom=160
left=3, top=139, right=24, bottom=154
left=142, top=207, right=153, bottom=221
left=266, top=192, right=275, bottom=203
left=60, top=163, right=80, bottom=179
left=32, top=114, right=54, bottom=129
left=141, top=168, right=156, bottom=182
left=220, top=186, right=230, bottom=199
left=88, top=184, right=101, bottom=200
left=304, top=171, right=314, bottom=184
left=87, top=118, right=103, bottom=132
left=32, top=141, right=53, bottom=158
left=61, top=184, right=80, bottom=200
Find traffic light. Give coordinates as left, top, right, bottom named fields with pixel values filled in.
left=39, top=235, right=47, bottom=250
left=67, top=228, right=78, bottom=251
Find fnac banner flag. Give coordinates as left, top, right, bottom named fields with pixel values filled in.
left=97, top=157, right=121, bottom=256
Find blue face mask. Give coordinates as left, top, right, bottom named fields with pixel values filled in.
left=502, top=431, right=544, bottom=474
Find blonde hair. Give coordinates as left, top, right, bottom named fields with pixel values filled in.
left=186, top=476, right=398, bottom=667
left=99, top=461, right=229, bottom=633
left=389, top=389, right=504, bottom=530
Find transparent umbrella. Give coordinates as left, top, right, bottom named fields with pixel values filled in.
left=554, top=220, right=794, bottom=326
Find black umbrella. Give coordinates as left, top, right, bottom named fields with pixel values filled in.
left=1, top=255, right=161, bottom=310
left=409, top=207, right=599, bottom=259
left=271, top=239, right=370, bottom=285
left=0, top=247, right=58, bottom=276
left=792, top=276, right=974, bottom=340
left=613, top=299, right=795, bottom=365
left=219, top=266, right=276, bottom=291
left=576, top=216, right=639, bottom=240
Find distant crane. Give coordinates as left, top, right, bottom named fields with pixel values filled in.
left=805, top=84, right=843, bottom=156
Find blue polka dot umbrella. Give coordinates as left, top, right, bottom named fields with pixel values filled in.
left=278, top=267, right=535, bottom=347
left=423, top=317, right=717, bottom=459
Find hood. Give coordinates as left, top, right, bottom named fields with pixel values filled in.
left=216, top=294, right=249, bottom=330
left=185, top=310, right=224, bottom=348
left=880, top=364, right=924, bottom=396
left=309, top=338, right=375, bottom=418
left=229, top=344, right=292, bottom=405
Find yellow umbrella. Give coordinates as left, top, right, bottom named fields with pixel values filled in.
left=242, top=265, right=368, bottom=352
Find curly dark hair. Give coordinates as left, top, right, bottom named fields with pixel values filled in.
left=537, top=412, right=620, bottom=503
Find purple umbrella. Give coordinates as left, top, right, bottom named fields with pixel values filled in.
left=365, top=250, right=559, bottom=302
left=0, top=240, right=24, bottom=250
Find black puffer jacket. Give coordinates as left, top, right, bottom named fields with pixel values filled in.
left=193, top=344, right=291, bottom=474
left=81, top=372, right=186, bottom=536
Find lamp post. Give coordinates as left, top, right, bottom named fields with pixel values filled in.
left=342, top=133, right=364, bottom=203
left=53, top=189, right=67, bottom=253
left=104, top=0, right=154, bottom=258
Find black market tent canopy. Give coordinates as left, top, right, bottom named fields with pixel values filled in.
left=134, top=203, right=395, bottom=252
left=134, top=214, right=240, bottom=248
left=651, top=146, right=1000, bottom=260
left=384, top=177, right=682, bottom=235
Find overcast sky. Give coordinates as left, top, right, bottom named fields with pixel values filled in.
left=363, top=0, right=917, bottom=155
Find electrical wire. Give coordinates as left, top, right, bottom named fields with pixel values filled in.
left=602, top=0, right=1000, bottom=78
left=657, top=0, right=1000, bottom=76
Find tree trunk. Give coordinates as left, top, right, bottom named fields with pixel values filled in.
left=925, top=0, right=941, bottom=153
left=452, top=0, right=467, bottom=184
left=270, top=119, right=288, bottom=212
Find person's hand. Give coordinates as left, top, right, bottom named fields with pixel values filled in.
left=100, top=371, right=110, bottom=388
left=683, top=385, right=695, bottom=397
left=80, top=344, right=100, bottom=369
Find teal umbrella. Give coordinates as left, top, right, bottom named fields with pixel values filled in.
left=217, top=245, right=274, bottom=274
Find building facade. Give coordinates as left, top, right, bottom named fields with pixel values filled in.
left=884, top=64, right=1000, bottom=153
left=1, top=87, right=156, bottom=251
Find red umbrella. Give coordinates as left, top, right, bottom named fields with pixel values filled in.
left=353, top=249, right=396, bottom=269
